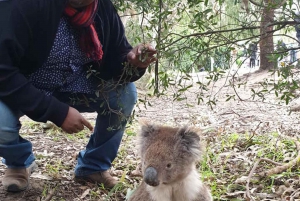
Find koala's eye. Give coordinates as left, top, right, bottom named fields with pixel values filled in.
left=166, top=163, right=172, bottom=169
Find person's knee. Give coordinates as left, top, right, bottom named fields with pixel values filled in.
left=0, top=126, right=20, bottom=144
left=0, top=101, right=21, bottom=144
left=109, top=83, right=137, bottom=116
left=121, top=83, right=137, bottom=115
left=124, top=83, right=137, bottom=106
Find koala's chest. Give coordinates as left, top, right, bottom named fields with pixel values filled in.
left=147, top=183, right=198, bottom=201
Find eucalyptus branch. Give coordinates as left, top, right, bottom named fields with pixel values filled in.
left=140, top=9, right=145, bottom=42
left=161, top=20, right=296, bottom=49
left=154, top=0, right=163, bottom=94
left=248, top=0, right=264, bottom=7
left=119, top=12, right=143, bottom=18
left=248, top=0, right=287, bottom=8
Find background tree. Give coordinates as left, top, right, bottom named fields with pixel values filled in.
left=112, top=0, right=300, bottom=106
left=248, top=0, right=288, bottom=70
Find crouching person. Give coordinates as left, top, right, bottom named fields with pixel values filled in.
left=0, top=0, right=156, bottom=192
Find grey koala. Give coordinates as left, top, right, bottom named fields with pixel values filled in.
left=128, top=122, right=213, bottom=201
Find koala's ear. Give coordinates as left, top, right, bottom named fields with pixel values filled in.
left=138, top=120, right=158, bottom=157
left=139, top=119, right=157, bottom=138
left=177, top=127, right=201, bottom=159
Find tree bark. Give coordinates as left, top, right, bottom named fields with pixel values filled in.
left=259, top=0, right=276, bottom=70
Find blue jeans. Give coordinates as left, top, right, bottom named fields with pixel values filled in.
left=0, top=82, right=137, bottom=175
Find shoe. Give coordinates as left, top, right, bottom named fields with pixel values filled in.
left=74, top=170, right=118, bottom=189
left=2, top=162, right=37, bottom=192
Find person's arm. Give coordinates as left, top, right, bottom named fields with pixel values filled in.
left=0, top=0, right=69, bottom=126
left=101, top=0, right=149, bottom=82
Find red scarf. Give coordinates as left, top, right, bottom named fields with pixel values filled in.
left=64, top=0, right=103, bottom=61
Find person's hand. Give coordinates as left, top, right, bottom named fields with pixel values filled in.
left=61, top=107, right=93, bottom=134
left=127, top=44, right=157, bottom=68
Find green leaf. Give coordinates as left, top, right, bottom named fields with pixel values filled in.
left=204, top=0, right=209, bottom=6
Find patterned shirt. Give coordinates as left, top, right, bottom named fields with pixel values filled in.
left=27, top=16, right=97, bottom=96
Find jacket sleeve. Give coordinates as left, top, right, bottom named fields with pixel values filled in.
left=101, top=0, right=146, bottom=82
left=0, top=0, right=69, bottom=126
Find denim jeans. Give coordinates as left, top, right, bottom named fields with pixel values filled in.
left=0, top=82, right=137, bottom=175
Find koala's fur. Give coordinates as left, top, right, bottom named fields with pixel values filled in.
left=129, top=122, right=213, bottom=201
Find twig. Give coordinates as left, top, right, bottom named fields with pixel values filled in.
left=220, top=109, right=241, bottom=117
left=246, top=157, right=285, bottom=199
left=259, top=140, right=300, bottom=177
left=241, top=121, right=262, bottom=147
left=43, top=189, right=55, bottom=201
left=259, top=158, right=283, bottom=166
left=245, top=159, right=261, bottom=200
left=290, top=188, right=300, bottom=201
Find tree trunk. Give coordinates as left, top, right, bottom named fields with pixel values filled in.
left=259, top=1, right=275, bottom=70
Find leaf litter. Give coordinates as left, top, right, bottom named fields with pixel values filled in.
left=0, top=69, right=300, bottom=200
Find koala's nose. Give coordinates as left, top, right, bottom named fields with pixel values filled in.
left=144, top=166, right=160, bottom=187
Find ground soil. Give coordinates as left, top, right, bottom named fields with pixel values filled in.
left=1, top=67, right=300, bottom=201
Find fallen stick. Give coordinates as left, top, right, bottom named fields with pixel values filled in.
left=258, top=140, right=300, bottom=177
left=245, top=159, right=260, bottom=200
left=245, top=158, right=283, bottom=200
left=43, top=189, right=55, bottom=201
left=245, top=138, right=300, bottom=200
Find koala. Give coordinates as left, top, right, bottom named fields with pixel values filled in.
left=129, top=122, right=213, bottom=201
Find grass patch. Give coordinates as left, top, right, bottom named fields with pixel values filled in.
left=18, top=119, right=300, bottom=200
left=201, top=131, right=300, bottom=200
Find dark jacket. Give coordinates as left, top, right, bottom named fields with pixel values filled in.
left=0, top=0, right=144, bottom=126
left=249, top=43, right=257, bottom=59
